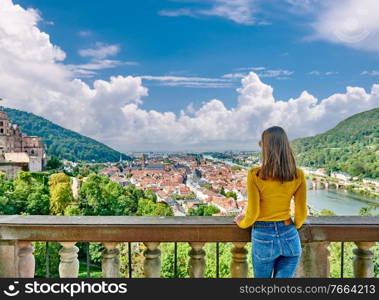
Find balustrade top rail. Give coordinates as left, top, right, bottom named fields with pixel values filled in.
left=0, top=215, right=378, bottom=243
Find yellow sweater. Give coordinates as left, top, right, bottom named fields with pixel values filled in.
left=238, top=167, right=308, bottom=229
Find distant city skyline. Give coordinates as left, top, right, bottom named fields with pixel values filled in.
left=0, top=0, right=378, bottom=151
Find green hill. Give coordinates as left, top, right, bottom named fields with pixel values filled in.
left=1, top=106, right=131, bottom=162
left=292, top=107, right=379, bottom=179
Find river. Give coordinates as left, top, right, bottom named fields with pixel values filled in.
left=307, top=187, right=379, bottom=215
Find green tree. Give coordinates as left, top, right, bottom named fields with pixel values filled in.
left=10, top=171, right=50, bottom=215
left=0, top=172, right=16, bottom=215
left=79, top=167, right=91, bottom=177
left=79, top=174, right=125, bottom=215
left=46, top=157, right=63, bottom=170
left=136, top=199, right=173, bottom=216
left=219, top=186, right=226, bottom=196
left=26, top=189, right=50, bottom=215
left=188, top=204, right=220, bottom=216
left=49, top=173, right=73, bottom=215
left=225, top=191, right=237, bottom=200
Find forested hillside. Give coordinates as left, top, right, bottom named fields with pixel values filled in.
left=292, top=107, right=379, bottom=179
left=1, top=106, right=131, bottom=162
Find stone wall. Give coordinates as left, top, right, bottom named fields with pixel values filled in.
left=0, top=164, right=24, bottom=179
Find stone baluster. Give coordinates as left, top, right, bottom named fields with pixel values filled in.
left=102, top=242, right=120, bottom=278
left=17, top=241, right=35, bottom=278
left=0, top=241, right=17, bottom=277
left=143, top=242, right=161, bottom=278
left=188, top=242, right=206, bottom=278
left=59, top=242, right=79, bottom=278
left=296, top=241, right=330, bottom=278
left=353, top=242, right=374, bottom=278
left=230, top=242, right=248, bottom=278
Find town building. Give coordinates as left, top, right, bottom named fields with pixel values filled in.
left=363, top=178, right=379, bottom=188
left=330, top=171, right=351, bottom=182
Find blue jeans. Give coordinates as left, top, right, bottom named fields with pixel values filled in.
left=252, top=220, right=302, bottom=278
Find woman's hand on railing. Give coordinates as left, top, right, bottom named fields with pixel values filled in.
left=233, top=214, right=245, bottom=225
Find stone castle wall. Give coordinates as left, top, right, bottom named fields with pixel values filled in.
left=0, top=110, right=45, bottom=174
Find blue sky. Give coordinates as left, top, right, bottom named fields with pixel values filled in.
left=1, top=0, right=379, bottom=151
left=14, top=0, right=379, bottom=112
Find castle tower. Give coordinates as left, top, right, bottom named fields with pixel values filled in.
left=0, top=111, right=10, bottom=156
left=0, top=110, right=10, bottom=136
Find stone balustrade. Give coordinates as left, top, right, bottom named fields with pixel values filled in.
left=0, top=216, right=378, bottom=278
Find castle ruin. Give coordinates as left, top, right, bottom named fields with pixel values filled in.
left=0, top=110, right=46, bottom=178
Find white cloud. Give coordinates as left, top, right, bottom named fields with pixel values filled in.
left=286, top=0, right=316, bottom=5
left=77, top=30, right=92, bottom=37
left=120, top=72, right=379, bottom=150
left=139, top=75, right=232, bottom=88
left=309, top=70, right=338, bottom=76
left=141, top=69, right=294, bottom=88
left=0, top=0, right=378, bottom=152
left=222, top=73, right=246, bottom=79
left=325, top=71, right=338, bottom=76
left=222, top=69, right=293, bottom=80
left=285, top=0, right=321, bottom=11
left=259, top=69, right=293, bottom=78
left=362, top=70, right=379, bottom=76
left=79, top=42, right=120, bottom=59
left=68, top=59, right=138, bottom=78
left=235, top=66, right=266, bottom=71
left=140, top=75, right=225, bottom=83
left=69, top=60, right=125, bottom=71
left=199, top=0, right=257, bottom=25
left=308, top=70, right=320, bottom=75
left=74, top=43, right=137, bottom=77
left=158, top=8, right=195, bottom=18
left=159, top=0, right=259, bottom=25
left=310, top=0, right=379, bottom=52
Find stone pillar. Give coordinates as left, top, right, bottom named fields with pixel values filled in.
left=188, top=242, right=206, bottom=278
left=143, top=242, right=161, bottom=278
left=230, top=242, right=248, bottom=278
left=59, top=242, right=79, bottom=278
left=353, top=242, right=374, bottom=278
left=312, top=181, right=317, bottom=190
left=0, top=240, right=17, bottom=277
left=17, top=241, right=35, bottom=278
left=102, top=242, right=120, bottom=278
left=296, top=241, right=330, bottom=278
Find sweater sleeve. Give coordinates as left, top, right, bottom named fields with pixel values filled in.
left=238, top=169, right=260, bottom=229
left=293, top=169, right=308, bottom=229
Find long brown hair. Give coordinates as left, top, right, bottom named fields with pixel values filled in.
left=258, top=126, right=297, bottom=182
